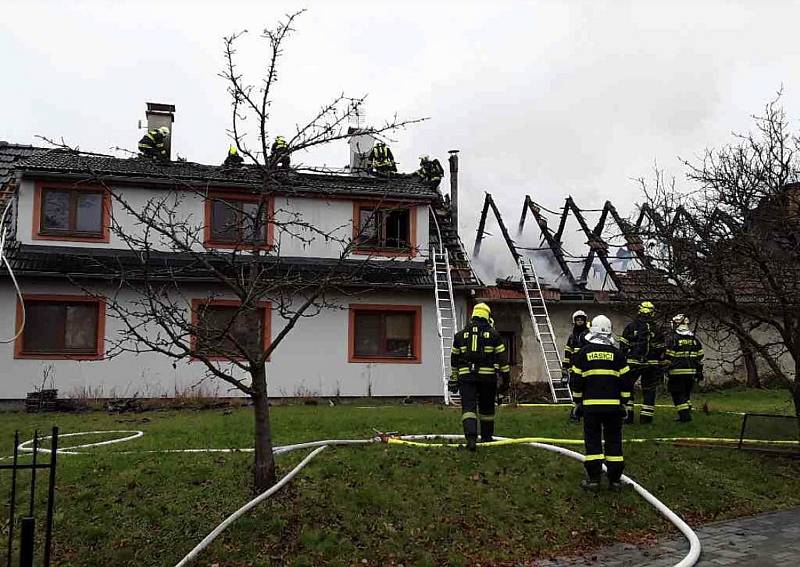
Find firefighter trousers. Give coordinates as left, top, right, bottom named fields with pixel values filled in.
left=460, top=379, right=497, bottom=441
left=668, top=376, right=694, bottom=421
left=583, top=410, right=624, bottom=482
left=629, top=365, right=662, bottom=423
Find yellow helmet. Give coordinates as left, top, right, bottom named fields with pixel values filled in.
left=638, top=301, right=655, bottom=315
left=471, top=303, right=491, bottom=321
left=228, top=145, right=238, bottom=156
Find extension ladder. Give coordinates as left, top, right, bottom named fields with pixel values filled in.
left=519, top=257, right=573, bottom=404
left=432, top=244, right=460, bottom=405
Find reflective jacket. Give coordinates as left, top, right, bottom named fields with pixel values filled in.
left=417, top=158, right=444, bottom=182
left=619, top=316, right=665, bottom=365
left=570, top=342, right=631, bottom=412
left=449, top=317, right=511, bottom=386
left=665, top=331, right=704, bottom=378
left=370, top=144, right=397, bottom=172
left=562, top=325, right=590, bottom=371
left=138, top=130, right=167, bottom=159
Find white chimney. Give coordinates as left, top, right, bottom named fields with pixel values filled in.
left=145, top=102, right=175, bottom=159
left=347, top=127, right=376, bottom=175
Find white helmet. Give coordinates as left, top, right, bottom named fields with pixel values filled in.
left=158, top=126, right=170, bottom=138
left=672, top=313, right=689, bottom=329
left=590, top=315, right=612, bottom=336
left=572, top=310, right=587, bottom=323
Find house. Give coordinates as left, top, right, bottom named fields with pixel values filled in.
left=0, top=105, right=478, bottom=401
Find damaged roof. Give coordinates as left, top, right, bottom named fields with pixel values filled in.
left=15, top=150, right=440, bottom=200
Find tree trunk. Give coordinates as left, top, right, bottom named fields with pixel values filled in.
left=742, top=341, right=760, bottom=388
left=793, top=361, right=800, bottom=444
left=251, top=364, right=276, bottom=493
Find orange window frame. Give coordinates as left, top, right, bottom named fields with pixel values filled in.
left=203, top=191, right=275, bottom=250
left=348, top=304, right=422, bottom=364
left=14, top=294, right=106, bottom=360
left=32, top=181, right=111, bottom=243
left=190, top=299, right=272, bottom=361
left=352, top=202, right=418, bottom=258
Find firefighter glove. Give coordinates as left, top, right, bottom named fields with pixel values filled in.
left=448, top=380, right=459, bottom=394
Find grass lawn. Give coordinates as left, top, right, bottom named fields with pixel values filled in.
left=0, top=388, right=798, bottom=566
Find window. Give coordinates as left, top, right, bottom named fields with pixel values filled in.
left=354, top=203, right=416, bottom=255
left=15, top=296, right=105, bottom=359
left=192, top=300, right=271, bottom=359
left=348, top=304, right=421, bottom=363
left=499, top=331, right=517, bottom=365
left=205, top=194, right=273, bottom=249
left=33, top=183, right=109, bottom=242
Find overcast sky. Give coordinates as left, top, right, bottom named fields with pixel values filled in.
left=3, top=0, right=800, bottom=279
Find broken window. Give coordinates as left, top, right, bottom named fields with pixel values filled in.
left=40, top=188, right=104, bottom=237
left=499, top=331, right=517, bottom=366
left=209, top=197, right=269, bottom=246
left=195, top=303, right=268, bottom=358
left=352, top=307, right=418, bottom=360
left=21, top=300, right=101, bottom=356
left=357, top=206, right=411, bottom=250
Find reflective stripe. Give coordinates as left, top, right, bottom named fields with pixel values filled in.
left=499, top=365, right=510, bottom=373
left=484, top=346, right=495, bottom=352
left=668, top=369, right=697, bottom=376
left=583, top=399, right=622, bottom=406
left=471, top=333, right=477, bottom=352
left=570, top=366, right=583, bottom=375
left=477, top=367, right=496, bottom=375
left=619, top=337, right=629, bottom=344
left=581, top=369, right=624, bottom=378
left=458, top=368, right=471, bottom=375
left=562, top=357, right=571, bottom=364
left=479, top=414, right=495, bottom=422
left=619, top=365, right=630, bottom=375
left=461, top=412, right=477, bottom=421
left=676, top=403, right=690, bottom=411
left=495, top=344, right=506, bottom=353
left=584, top=454, right=604, bottom=461
left=605, top=455, right=624, bottom=462
left=621, top=392, right=631, bottom=398
left=627, top=358, right=641, bottom=364
left=572, top=391, right=583, bottom=398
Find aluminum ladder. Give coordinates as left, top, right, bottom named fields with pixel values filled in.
left=432, top=243, right=460, bottom=405
left=519, top=257, right=573, bottom=403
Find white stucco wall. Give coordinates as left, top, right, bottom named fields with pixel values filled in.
left=0, top=279, right=461, bottom=399
left=15, top=178, right=429, bottom=261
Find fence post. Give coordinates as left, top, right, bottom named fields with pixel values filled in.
left=43, top=426, right=58, bottom=567
left=18, top=518, right=35, bottom=567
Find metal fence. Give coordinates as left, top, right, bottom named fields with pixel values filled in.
left=2, top=427, right=58, bottom=567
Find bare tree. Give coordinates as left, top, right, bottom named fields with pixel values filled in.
left=43, top=10, right=424, bottom=492
left=634, top=94, right=800, bottom=429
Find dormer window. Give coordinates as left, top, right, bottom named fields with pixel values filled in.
left=354, top=202, right=417, bottom=256
left=33, top=183, right=110, bottom=242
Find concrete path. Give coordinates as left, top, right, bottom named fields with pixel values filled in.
left=536, top=508, right=800, bottom=566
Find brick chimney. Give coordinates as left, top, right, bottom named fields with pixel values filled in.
left=145, top=102, right=175, bottom=159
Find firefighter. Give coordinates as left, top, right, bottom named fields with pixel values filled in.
left=369, top=142, right=397, bottom=174
left=448, top=303, right=511, bottom=451
left=138, top=126, right=170, bottom=161
left=223, top=145, right=244, bottom=167
left=570, top=315, right=631, bottom=491
left=416, top=155, right=444, bottom=186
left=665, top=314, right=704, bottom=422
left=562, top=310, right=590, bottom=422
left=271, top=136, right=290, bottom=169
left=620, top=301, right=665, bottom=424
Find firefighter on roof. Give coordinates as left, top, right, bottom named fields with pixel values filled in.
left=416, top=155, right=444, bottom=186
left=271, top=136, right=290, bottom=169
left=570, top=315, right=631, bottom=491
left=223, top=145, right=244, bottom=167
left=138, top=126, right=170, bottom=161
left=665, top=314, right=704, bottom=422
left=369, top=142, right=397, bottom=174
left=620, top=301, right=665, bottom=424
left=563, top=310, right=590, bottom=422
left=448, top=303, right=511, bottom=451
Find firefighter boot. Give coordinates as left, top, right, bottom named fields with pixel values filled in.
left=580, top=478, right=600, bottom=492
left=466, top=436, right=477, bottom=452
